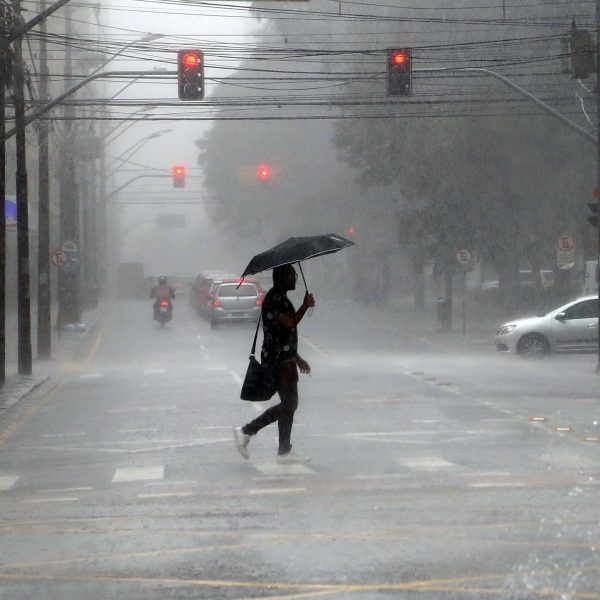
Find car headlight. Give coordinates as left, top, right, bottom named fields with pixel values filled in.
left=497, top=324, right=517, bottom=335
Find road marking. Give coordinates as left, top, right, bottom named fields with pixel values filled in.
left=399, top=457, right=457, bottom=471
left=254, top=463, right=314, bottom=476
left=469, top=482, right=526, bottom=488
left=117, top=428, right=159, bottom=434
left=143, top=368, right=166, bottom=375
left=22, top=497, right=79, bottom=503
left=137, top=492, right=195, bottom=499
left=0, top=476, right=19, bottom=491
left=37, top=487, right=92, bottom=493
left=78, top=373, right=102, bottom=379
left=40, top=432, right=86, bottom=438
left=112, top=466, right=164, bottom=483
left=109, top=406, right=177, bottom=413
left=248, top=487, right=306, bottom=495
left=143, top=480, right=197, bottom=487
left=229, top=370, right=243, bottom=386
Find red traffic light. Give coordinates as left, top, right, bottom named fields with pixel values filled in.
left=258, top=164, right=271, bottom=181
left=173, top=165, right=185, bottom=188
left=392, top=51, right=407, bottom=66
left=182, top=51, right=200, bottom=68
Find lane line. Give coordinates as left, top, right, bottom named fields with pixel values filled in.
left=112, top=466, right=164, bottom=483
left=0, top=476, right=19, bottom=491
left=21, top=497, right=79, bottom=504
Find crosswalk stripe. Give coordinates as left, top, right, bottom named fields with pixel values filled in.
left=253, top=462, right=314, bottom=476
left=0, top=475, right=19, bottom=491
left=112, top=466, right=164, bottom=483
left=398, top=457, right=457, bottom=471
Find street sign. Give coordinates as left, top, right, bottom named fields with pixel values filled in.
left=556, top=234, right=576, bottom=270
left=455, top=248, right=472, bottom=266
left=51, top=249, right=67, bottom=268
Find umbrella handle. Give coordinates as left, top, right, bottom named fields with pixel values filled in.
left=297, top=262, right=314, bottom=317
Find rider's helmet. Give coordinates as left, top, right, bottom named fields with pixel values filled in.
left=158, top=276, right=167, bottom=285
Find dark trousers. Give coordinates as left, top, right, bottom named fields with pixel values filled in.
left=242, top=361, right=299, bottom=455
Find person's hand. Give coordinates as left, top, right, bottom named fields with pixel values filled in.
left=296, top=357, right=311, bottom=374
left=303, top=292, right=315, bottom=309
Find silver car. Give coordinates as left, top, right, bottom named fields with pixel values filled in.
left=209, top=280, right=262, bottom=328
left=495, top=295, right=598, bottom=357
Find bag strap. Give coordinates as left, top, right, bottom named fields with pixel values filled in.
left=250, top=313, right=262, bottom=357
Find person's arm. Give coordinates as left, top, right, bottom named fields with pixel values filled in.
left=296, top=353, right=311, bottom=374
left=278, top=292, right=315, bottom=329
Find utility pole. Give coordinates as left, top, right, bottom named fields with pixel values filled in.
left=57, top=3, right=80, bottom=329
left=596, top=0, right=600, bottom=373
left=37, top=0, right=51, bottom=358
left=0, top=2, right=9, bottom=383
left=12, top=0, right=32, bottom=375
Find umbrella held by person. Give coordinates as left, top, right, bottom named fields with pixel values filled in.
left=234, top=264, right=315, bottom=464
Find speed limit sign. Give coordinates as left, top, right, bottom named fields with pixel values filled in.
left=51, top=249, right=67, bottom=268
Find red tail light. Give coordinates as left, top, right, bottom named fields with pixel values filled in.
left=255, top=299, right=263, bottom=306
left=213, top=299, right=222, bottom=307
left=159, top=300, right=169, bottom=307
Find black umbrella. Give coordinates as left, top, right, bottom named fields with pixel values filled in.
left=241, top=233, right=356, bottom=291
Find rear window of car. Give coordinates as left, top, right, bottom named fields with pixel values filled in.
left=217, top=284, right=257, bottom=298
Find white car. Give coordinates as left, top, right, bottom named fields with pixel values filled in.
left=495, top=295, right=598, bottom=357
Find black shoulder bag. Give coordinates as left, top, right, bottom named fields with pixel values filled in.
left=240, top=315, right=277, bottom=401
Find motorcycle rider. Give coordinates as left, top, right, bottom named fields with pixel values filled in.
left=151, top=276, right=175, bottom=320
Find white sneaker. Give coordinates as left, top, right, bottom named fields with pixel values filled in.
left=233, top=426, right=251, bottom=459
left=276, top=451, right=311, bottom=465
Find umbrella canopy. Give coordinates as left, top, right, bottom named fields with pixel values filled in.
left=241, top=234, right=356, bottom=281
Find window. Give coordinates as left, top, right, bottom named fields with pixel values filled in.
left=564, top=299, right=598, bottom=320
left=217, top=284, right=257, bottom=298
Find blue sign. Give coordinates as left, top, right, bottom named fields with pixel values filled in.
left=5, top=196, right=16, bottom=227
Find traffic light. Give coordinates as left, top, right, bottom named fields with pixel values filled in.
left=386, top=48, right=412, bottom=96
left=177, top=49, right=204, bottom=100
left=173, top=165, right=185, bottom=188
left=346, top=226, right=357, bottom=235
left=588, top=201, right=598, bottom=227
left=570, top=24, right=594, bottom=79
left=257, top=164, right=271, bottom=181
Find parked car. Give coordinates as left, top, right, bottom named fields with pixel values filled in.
left=208, top=278, right=264, bottom=328
left=495, top=295, right=598, bottom=357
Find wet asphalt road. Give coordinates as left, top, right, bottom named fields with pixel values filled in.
left=0, top=295, right=599, bottom=599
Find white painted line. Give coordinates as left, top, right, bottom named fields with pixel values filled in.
left=22, top=497, right=79, bottom=503
left=37, top=487, right=92, bottom=493
left=254, top=463, right=314, bottom=476
left=79, top=373, right=102, bottom=379
left=40, top=432, right=86, bottom=438
left=229, top=370, right=243, bottom=386
left=137, top=492, right=194, bottom=499
left=143, top=368, right=166, bottom=375
left=412, top=420, right=441, bottom=424
left=109, top=406, right=177, bottom=413
left=469, top=482, right=526, bottom=489
left=112, top=466, right=164, bottom=483
left=298, top=334, right=326, bottom=356
left=0, top=476, right=19, bottom=491
left=248, top=487, right=306, bottom=495
left=117, top=428, right=159, bottom=434
left=399, top=457, right=457, bottom=471
left=143, top=480, right=197, bottom=487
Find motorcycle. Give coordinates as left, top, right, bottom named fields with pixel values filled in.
left=156, top=298, right=173, bottom=327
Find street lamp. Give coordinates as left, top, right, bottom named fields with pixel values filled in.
left=106, top=129, right=173, bottom=172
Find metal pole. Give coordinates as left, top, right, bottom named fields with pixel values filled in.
left=0, top=3, right=8, bottom=383
left=12, top=0, right=32, bottom=375
left=36, top=0, right=51, bottom=358
left=596, top=0, right=600, bottom=372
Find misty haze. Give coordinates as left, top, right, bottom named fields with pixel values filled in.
left=0, top=0, right=599, bottom=598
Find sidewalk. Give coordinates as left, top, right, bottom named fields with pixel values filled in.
left=0, top=303, right=106, bottom=419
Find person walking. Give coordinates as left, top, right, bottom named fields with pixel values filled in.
left=233, top=264, right=315, bottom=464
